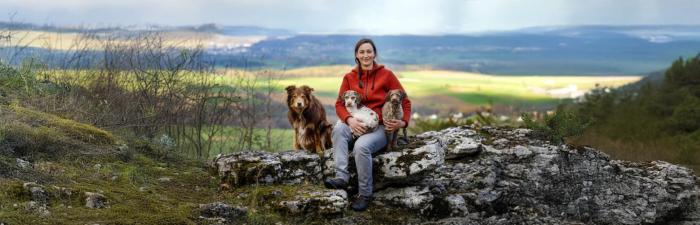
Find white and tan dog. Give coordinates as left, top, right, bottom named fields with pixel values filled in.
left=343, top=90, right=379, bottom=137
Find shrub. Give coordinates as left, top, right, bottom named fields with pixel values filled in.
left=666, top=94, right=700, bottom=133
left=522, top=106, right=588, bottom=144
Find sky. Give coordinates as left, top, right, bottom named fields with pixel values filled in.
left=1, top=0, right=700, bottom=34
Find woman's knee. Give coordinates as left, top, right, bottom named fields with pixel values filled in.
left=353, top=142, right=373, bottom=157
left=332, top=121, right=351, bottom=139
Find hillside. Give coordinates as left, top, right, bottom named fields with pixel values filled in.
left=565, top=54, right=700, bottom=172
left=0, top=104, right=227, bottom=224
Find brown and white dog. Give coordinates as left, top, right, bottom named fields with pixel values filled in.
left=343, top=90, right=379, bottom=137
left=381, top=89, right=408, bottom=151
left=286, top=85, right=332, bottom=154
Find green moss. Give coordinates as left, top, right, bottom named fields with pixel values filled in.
left=0, top=105, right=119, bottom=160
left=6, top=105, right=115, bottom=145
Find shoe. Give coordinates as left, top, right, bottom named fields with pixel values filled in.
left=324, top=178, right=348, bottom=189
left=351, top=195, right=372, bottom=211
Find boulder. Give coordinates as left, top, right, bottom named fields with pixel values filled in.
left=414, top=126, right=698, bottom=224
left=277, top=189, right=348, bottom=215
left=209, top=125, right=699, bottom=224
left=211, top=150, right=322, bottom=187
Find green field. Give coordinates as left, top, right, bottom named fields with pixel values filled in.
left=272, top=67, right=641, bottom=111
left=51, top=66, right=640, bottom=110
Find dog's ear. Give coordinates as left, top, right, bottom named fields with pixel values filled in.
left=385, top=90, right=392, bottom=102
left=301, top=85, right=314, bottom=94
left=400, top=90, right=406, bottom=99
left=285, top=85, right=296, bottom=94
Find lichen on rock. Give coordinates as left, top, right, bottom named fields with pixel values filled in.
left=210, top=125, right=699, bottom=224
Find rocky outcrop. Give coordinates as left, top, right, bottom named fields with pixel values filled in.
left=212, top=151, right=322, bottom=186
left=210, top=125, right=699, bottom=224
left=278, top=189, right=347, bottom=215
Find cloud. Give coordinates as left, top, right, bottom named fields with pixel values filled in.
left=0, top=0, right=699, bottom=34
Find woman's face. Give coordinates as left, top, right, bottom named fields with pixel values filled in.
left=356, top=43, right=375, bottom=68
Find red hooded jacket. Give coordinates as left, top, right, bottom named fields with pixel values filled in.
left=335, top=64, right=411, bottom=125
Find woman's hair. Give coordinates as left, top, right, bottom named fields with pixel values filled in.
left=354, top=38, right=377, bottom=89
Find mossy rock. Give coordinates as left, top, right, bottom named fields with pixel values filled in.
left=5, top=105, right=115, bottom=145
left=0, top=105, right=116, bottom=159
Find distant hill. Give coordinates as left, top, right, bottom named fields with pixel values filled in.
left=0, top=21, right=295, bottom=36
left=0, top=21, right=123, bottom=33
left=240, top=25, right=700, bottom=75
left=3, top=23, right=700, bottom=75
left=176, top=23, right=296, bottom=36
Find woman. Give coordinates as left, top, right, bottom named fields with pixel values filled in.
left=324, top=38, right=411, bottom=211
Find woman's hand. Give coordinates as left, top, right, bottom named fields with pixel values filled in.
left=347, top=117, right=367, bottom=136
left=384, top=119, right=406, bottom=132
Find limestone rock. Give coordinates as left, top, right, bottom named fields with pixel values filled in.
left=16, top=158, right=32, bottom=170
left=375, top=186, right=433, bottom=213
left=25, top=201, right=50, bottom=217
left=23, top=183, right=48, bottom=204
left=321, top=138, right=446, bottom=190
left=373, top=138, right=446, bottom=187
left=22, top=182, right=50, bottom=216
left=416, top=126, right=483, bottom=159
left=277, top=189, right=347, bottom=215
left=197, top=202, right=247, bottom=223
left=211, top=150, right=321, bottom=187
left=208, top=125, right=699, bottom=224
left=85, top=192, right=106, bottom=209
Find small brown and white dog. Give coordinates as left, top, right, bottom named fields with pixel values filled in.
left=286, top=85, right=332, bottom=154
left=381, top=89, right=408, bottom=151
left=342, top=90, right=379, bottom=137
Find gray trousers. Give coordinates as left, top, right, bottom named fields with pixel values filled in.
left=332, top=121, right=387, bottom=197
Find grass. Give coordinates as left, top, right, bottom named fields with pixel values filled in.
left=0, top=155, right=220, bottom=224
left=202, top=126, right=294, bottom=158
